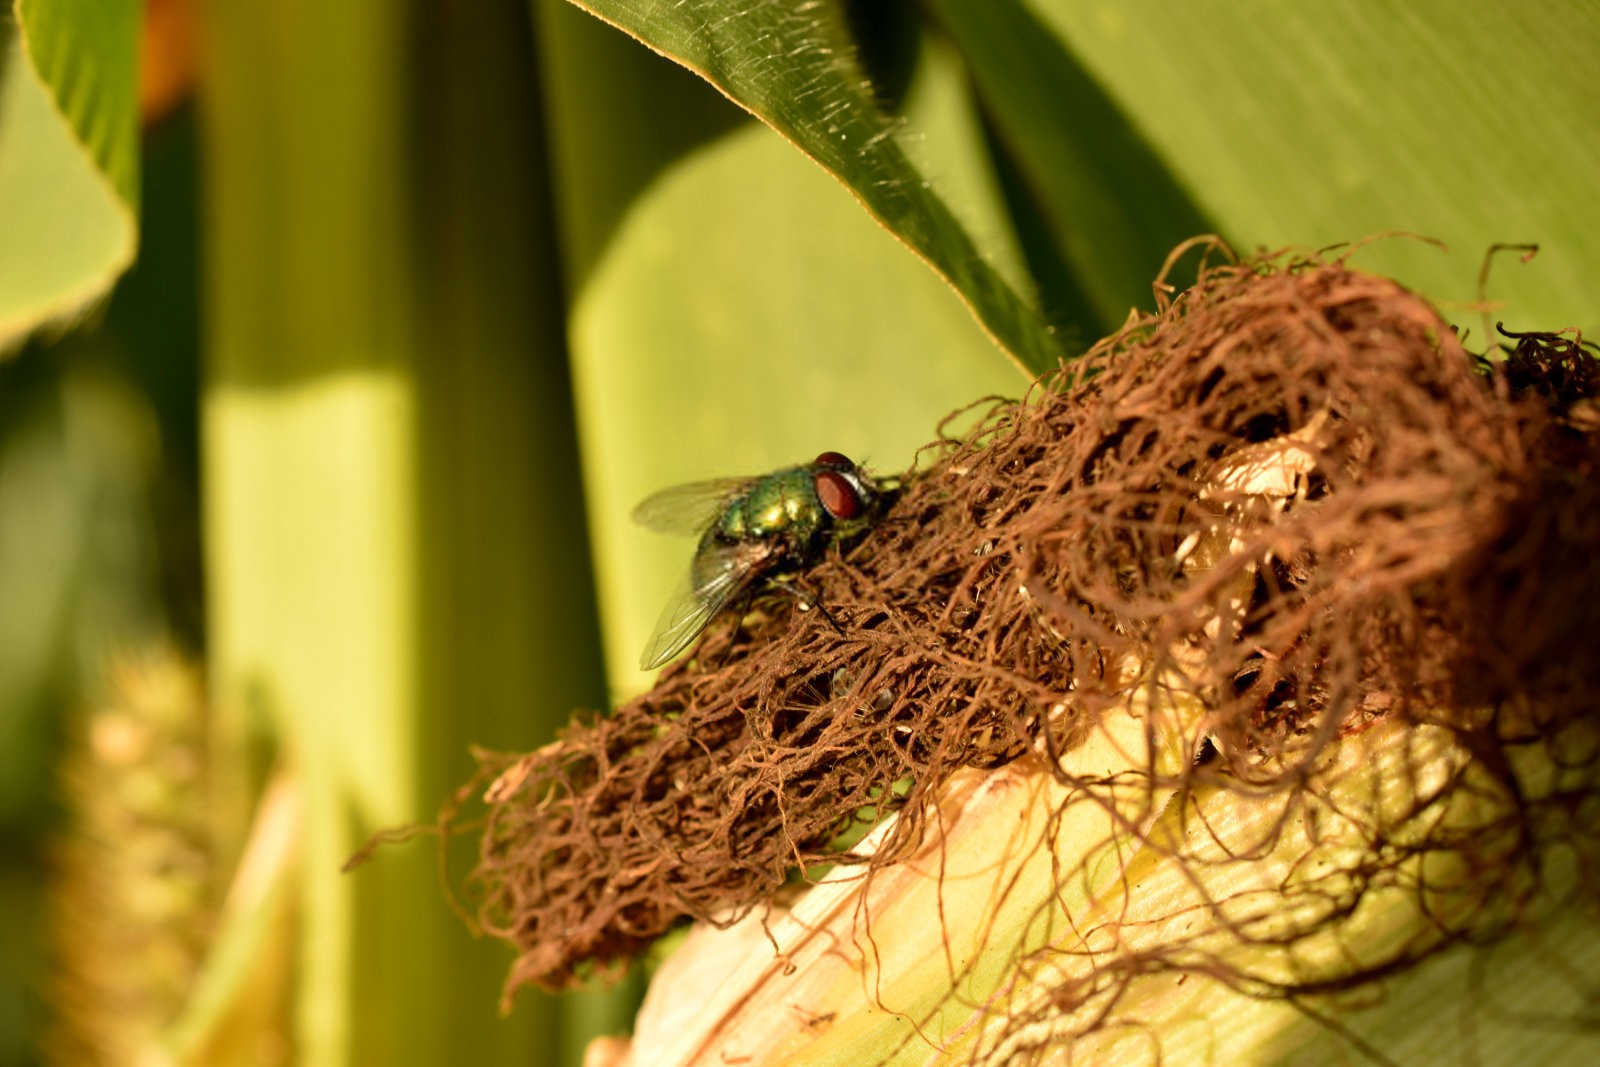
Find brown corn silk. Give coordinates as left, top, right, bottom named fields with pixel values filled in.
left=455, top=253, right=1600, bottom=1030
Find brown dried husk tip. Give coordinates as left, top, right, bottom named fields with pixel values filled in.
left=451, top=250, right=1600, bottom=1025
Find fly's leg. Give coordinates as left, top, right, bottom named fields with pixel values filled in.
left=770, top=576, right=846, bottom=638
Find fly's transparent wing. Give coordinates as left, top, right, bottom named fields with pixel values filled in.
left=639, top=540, right=772, bottom=670
left=631, top=477, right=753, bottom=535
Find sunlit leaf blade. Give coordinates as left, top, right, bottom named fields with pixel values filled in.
left=0, top=1, right=139, bottom=349
left=561, top=0, right=1069, bottom=377
left=1025, top=0, right=1600, bottom=338
left=927, top=0, right=1216, bottom=332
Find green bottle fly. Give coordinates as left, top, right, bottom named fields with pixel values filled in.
left=633, top=451, right=882, bottom=670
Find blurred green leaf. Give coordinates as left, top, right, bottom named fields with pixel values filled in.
left=0, top=349, right=166, bottom=825
left=0, top=344, right=170, bottom=1066
left=203, top=0, right=624, bottom=1062
left=560, top=0, right=1068, bottom=377
left=1024, top=0, right=1600, bottom=338
left=1, top=102, right=199, bottom=1067
left=0, top=0, right=139, bottom=348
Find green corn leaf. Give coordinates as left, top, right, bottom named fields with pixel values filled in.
left=0, top=0, right=139, bottom=349
left=1019, top=0, right=1599, bottom=338
left=203, top=0, right=625, bottom=1061
left=924, top=0, right=1216, bottom=332
left=558, top=0, right=1069, bottom=378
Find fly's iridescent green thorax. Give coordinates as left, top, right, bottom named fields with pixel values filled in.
left=634, top=451, right=884, bottom=671
left=710, top=466, right=825, bottom=543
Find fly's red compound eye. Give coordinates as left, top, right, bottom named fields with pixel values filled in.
left=814, top=469, right=864, bottom=519
left=814, top=450, right=853, bottom=470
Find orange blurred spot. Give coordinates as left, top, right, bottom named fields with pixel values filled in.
left=140, top=0, right=197, bottom=123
